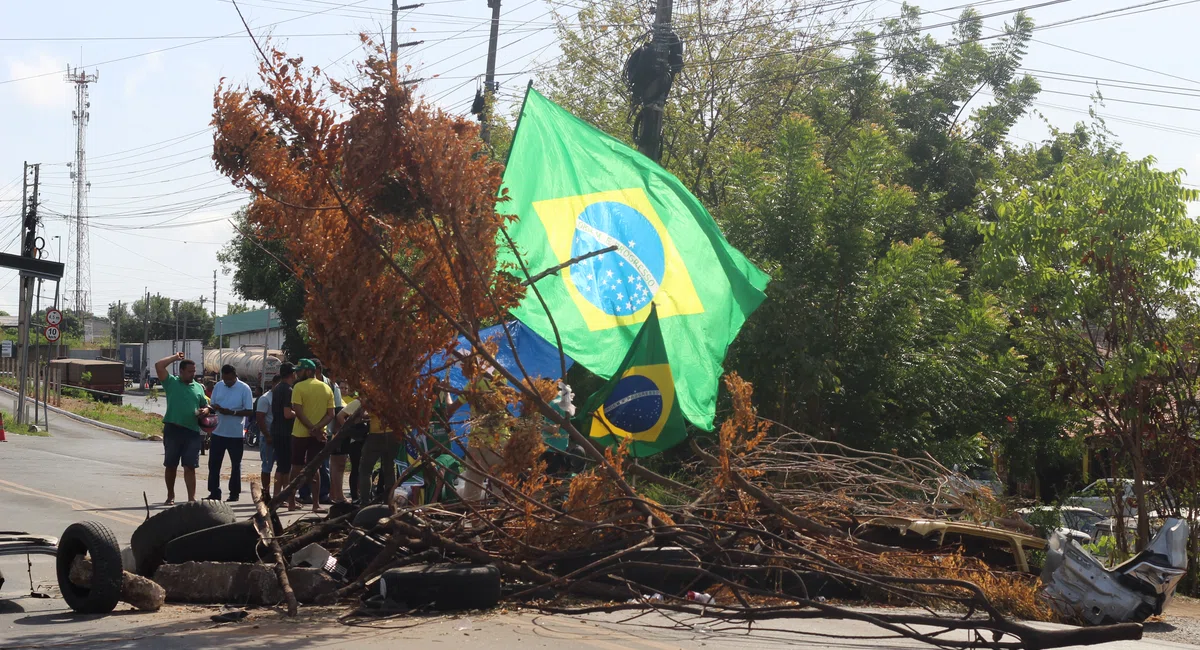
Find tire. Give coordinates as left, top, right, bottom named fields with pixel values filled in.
left=379, top=564, right=501, bottom=611
left=56, top=521, right=123, bottom=614
left=352, top=504, right=392, bottom=529
left=164, top=520, right=263, bottom=565
left=131, top=500, right=235, bottom=577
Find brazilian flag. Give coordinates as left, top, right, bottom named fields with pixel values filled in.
left=499, top=87, right=769, bottom=431
left=581, top=304, right=686, bottom=456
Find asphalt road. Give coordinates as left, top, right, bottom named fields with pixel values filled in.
left=0, top=405, right=1197, bottom=649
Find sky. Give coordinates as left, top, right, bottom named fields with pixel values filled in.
left=0, top=0, right=1198, bottom=318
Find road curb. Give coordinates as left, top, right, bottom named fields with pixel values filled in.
left=0, top=385, right=149, bottom=440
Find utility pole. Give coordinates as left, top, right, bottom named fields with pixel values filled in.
left=65, top=67, right=97, bottom=321
left=391, top=0, right=400, bottom=63
left=479, top=0, right=502, bottom=145
left=633, top=0, right=680, bottom=162
left=114, top=300, right=121, bottom=346
left=33, top=277, right=41, bottom=426
left=389, top=2, right=423, bottom=66
left=182, top=306, right=188, bottom=368
left=16, top=163, right=40, bottom=425
left=142, top=288, right=150, bottom=386
left=215, top=270, right=222, bottom=371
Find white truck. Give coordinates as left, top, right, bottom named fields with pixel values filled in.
left=142, top=339, right=204, bottom=385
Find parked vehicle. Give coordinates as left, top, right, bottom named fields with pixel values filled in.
left=203, top=346, right=283, bottom=386
left=1042, top=517, right=1189, bottom=625
left=51, top=359, right=126, bottom=404
left=118, top=343, right=142, bottom=381
left=143, top=340, right=203, bottom=386
left=1063, top=478, right=1167, bottom=517
left=1018, top=506, right=1106, bottom=545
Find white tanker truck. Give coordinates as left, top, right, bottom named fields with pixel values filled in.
left=204, top=346, right=285, bottom=386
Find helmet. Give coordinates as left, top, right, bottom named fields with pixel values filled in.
left=198, top=413, right=219, bottom=433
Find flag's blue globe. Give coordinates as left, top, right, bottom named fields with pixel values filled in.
left=603, top=374, right=664, bottom=434
left=571, top=201, right=665, bottom=316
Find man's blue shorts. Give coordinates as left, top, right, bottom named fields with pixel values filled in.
left=163, top=422, right=202, bottom=469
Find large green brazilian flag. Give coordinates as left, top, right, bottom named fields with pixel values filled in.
left=580, top=304, right=686, bottom=457
left=499, top=87, right=769, bottom=432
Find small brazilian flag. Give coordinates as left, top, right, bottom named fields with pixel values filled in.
left=500, top=87, right=769, bottom=431
left=581, top=304, right=686, bottom=457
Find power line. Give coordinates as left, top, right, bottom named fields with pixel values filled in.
left=0, top=0, right=378, bottom=86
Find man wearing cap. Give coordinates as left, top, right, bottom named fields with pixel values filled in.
left=287, top=359, right=336, bottom=513
left=208, top=364, right=255, bottom=502
left=155, top=352, right=211, bottom=505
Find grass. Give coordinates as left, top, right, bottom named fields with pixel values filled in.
left=0, top=374, right=163, bottom=438
left=61, top=396, right=164, bottom=439
left=0, top=408, right=48, bottom=436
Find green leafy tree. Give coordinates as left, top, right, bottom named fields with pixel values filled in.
left=217, top=209, right=310, bottom=358
left=982, top=135, right=1200, bottom=549
left=121, top=295, right=214, bottom=344
left=722, top=116, right=1018, bottom=463
left=225, top=302, right=252, bottom=316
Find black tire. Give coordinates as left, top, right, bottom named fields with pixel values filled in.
left=131, top=499, right=235, bottom=577
left=379, top=564, right=501, bottom=611
left=56, top=521, right=123, bottom=614
left=164, top=520, right=263, bottom=564
left=352, top=504, right=392, bottom=529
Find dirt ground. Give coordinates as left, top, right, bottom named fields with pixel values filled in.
left=1144, top=595, right=1200, bottom=645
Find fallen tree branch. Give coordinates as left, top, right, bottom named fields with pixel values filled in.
left=252, top=477, right=298, bottom=617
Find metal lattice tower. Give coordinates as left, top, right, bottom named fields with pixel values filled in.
left=65, top=67, right=97, bottom=319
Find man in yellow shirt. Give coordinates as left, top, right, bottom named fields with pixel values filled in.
left=286, top=359, right=335, bottom=513
left=339, top=397, right=400, bottom=505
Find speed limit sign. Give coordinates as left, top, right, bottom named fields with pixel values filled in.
left=46, top=309, right=62, bottom=326
left=43, top=326, right=60, bottom=342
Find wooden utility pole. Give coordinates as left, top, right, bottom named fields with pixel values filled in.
left=480, top=0, right=502, bottom=145
left=636, top=0, right=676, bottom=162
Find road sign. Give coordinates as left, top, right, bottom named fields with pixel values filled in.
left=43, top=326, right=60, bottom=342
left=1, top=341, right=11, bottom=358
left=46, top=309, right=62, bottom=326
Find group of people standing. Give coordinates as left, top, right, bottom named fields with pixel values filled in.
left=156, top=353, right=398, bottom=510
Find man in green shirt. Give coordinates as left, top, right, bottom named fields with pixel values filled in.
left=156, top=352, right=211, bottom=504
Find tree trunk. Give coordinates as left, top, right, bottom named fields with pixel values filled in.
left=1130, top=437, right=1151, bottom=551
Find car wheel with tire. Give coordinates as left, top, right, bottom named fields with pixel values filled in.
left=379, top=564, right=501, bottom=610
left=57, top=521, right=123, bottom=614
left=352, top=504, right=392, bottom=529
left=131, top=499, right=235, bottom=577
left=164, top=520, right=264, bottom=564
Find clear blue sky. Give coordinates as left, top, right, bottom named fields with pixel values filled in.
left=0, top=0, right=1197, bottom=316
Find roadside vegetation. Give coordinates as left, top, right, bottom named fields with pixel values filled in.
left=0, top=375, right=162, bottom=439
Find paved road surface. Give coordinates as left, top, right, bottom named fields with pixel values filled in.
left=0, top=409, right=1197, bottom=649
left=0, top=600, right=1196, bottom=650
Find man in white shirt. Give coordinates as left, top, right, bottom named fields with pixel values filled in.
left=208, top=364, right=255, bottom=502
left=255, top=377, right=277, bottom=502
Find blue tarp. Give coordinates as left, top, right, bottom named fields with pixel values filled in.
left=425, top=320, right=573, bottom=391
left=423, top=320, right=574, bottom=455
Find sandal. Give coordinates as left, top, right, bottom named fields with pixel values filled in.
left=164, top=498, right=175, bottom=506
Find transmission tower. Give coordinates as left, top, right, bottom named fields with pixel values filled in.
left=65, top=66, right=97, bottom=320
